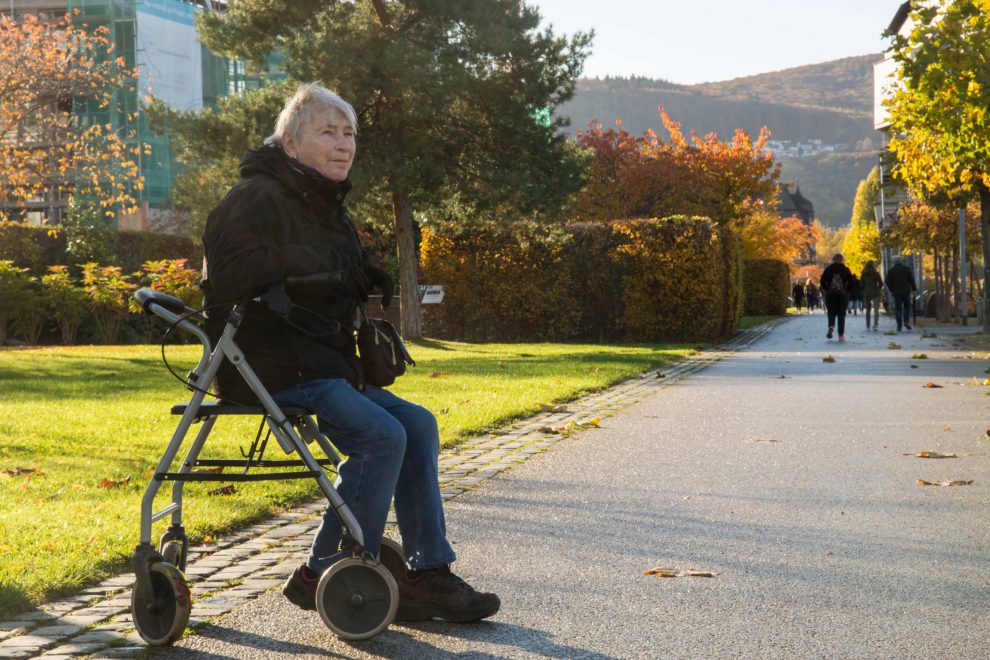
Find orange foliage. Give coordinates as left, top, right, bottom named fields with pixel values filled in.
left=0, top=12, right=143, bottom=220
left=572, top=108, right=780, bottom=226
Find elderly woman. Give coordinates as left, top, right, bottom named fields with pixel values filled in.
left=201, top=83, right=499, bottom=622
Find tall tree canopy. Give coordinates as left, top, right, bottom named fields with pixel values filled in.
left=841, top=166, right=881, bottom=273
left=0, top=12, right=142, bottom=223
left=885, top=0, right=990, bottom=328
left=176, top=0, right=591, bottom=337
left=571, top=110, right=780, bottom=226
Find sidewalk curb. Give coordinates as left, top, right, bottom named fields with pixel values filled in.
left=0, top=322, right=779, bottom=659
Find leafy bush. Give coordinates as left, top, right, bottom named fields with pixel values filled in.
left=0, top=259, right=40, bottom=346
left=421, top=217, right=741, bottom=342
left=41, top=266, right=90, bottom=345
left=81, top=264, right=135, bottom=343
left=742, top=258, right=790, bottom=316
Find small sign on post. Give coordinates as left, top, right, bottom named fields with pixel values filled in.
left=417, top=285, right=445, bottom=305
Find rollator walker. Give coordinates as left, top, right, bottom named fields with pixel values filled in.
left=129, top=281, right=404, bottom=644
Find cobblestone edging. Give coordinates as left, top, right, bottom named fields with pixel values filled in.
left=0, top=322, right=778, bottom=659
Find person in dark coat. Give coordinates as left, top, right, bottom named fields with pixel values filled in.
left=792, top=282, right=805, bottom=311
left=847, top=274, right=863, bottom=315
left=805, top=279, right=819, bottom=311
left=820, top=253, right=854, bottom=340
left=885, top=256, right=917, bottom=331
left=202, top=83, right=499, bottom=622
left=859, top=260, right=884, bottom=331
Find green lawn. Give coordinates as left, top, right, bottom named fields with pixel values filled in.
left=0, top=339, right=701, bottom=618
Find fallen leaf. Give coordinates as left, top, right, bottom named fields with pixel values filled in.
left=436, top=408, right=449, bottom=415
left=655, top=372, right=666, bottom=379
left=208, top=484, right=237, bottom=496
left=916, top=479, right=973, bottom=487
left=884, top=331, right=897, bottom=336
left=923, top=383, right=943, bottom=388
left=776, top=374, right=788, bottom=379
left=888, top=342, right=901, bottom=350
left=912, top=353, right=928, bottom=359
left=746, top=437, right=779, bottom=444
left=822, top=355, right=836, bottom=363
left=2, top=467, right=43, bottom=477
left=98, top=475, right=131, bottom=489
left=943, top=427, right=952, bottom=432
left=644, top=566, right=718, bottom=578
left=429, top=372, right=449, bottom=379
left=910, top=365, right=919, bottom=369
left=905, top=451, right=958, bottom=458
left=985, top=429, right=990, bottom=440
left=537, top=403, right=570, bottom=413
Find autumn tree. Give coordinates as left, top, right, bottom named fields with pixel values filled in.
left=571, top=109, right=780, bottom=228
left=815, top=221, right=846, bottom=264
left=0, top=12, right=142, bottom=223
left=735, top=210, right=820, bottom=264
left=884, top=198, right=981, bottom=320
left=841, top=166, right=882, bottom=273
left=161, top=0, right=590, bottom=338
left=885, top=0, right=990, bottom=328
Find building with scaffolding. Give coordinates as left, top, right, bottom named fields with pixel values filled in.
left=3, top=0, right=252, bottom=233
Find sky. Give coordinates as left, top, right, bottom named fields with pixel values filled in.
left=529, top=0, right=907, bottom=85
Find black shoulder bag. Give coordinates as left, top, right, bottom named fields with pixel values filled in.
left=357, top=306, right=415, bottom=387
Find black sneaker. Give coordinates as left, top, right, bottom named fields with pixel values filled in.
left=826, top=327, right=833, bottom=339
left=395, top=565, right=500, bottom=622
left=283, top=564, right=319, bottom=611
left=904, top=323, right=911, bottom=330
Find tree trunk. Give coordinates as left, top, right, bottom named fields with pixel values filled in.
left=392, top=189, right=423, bottom=339
left=980, top=183, right=990, bottom=331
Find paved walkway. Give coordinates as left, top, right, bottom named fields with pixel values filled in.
left=0, top=322, right=776, bottom=659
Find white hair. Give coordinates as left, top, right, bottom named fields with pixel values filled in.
left=265, top=83, right=357, bottom=148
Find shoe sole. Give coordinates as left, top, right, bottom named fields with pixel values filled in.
left=396, top=599, right=500, bottom=623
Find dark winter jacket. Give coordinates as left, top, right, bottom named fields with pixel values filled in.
left=820, top=262, right=854, bottom=297
left=202, top=145, right=368, bottom=402
left=885, top=262, right=917, bottom=297
left=859, top=268, right=884, bottom=299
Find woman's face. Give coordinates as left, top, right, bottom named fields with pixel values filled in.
left=283, top=108, right=355, bottom=182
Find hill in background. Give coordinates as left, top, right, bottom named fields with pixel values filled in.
left=557, top=54, right=882, bottom=227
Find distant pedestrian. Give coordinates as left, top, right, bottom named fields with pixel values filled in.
left=848, top=274, right=863, bottom=315
left=820, top=253, right=853, bottom=340
left=792, top=282, right=804, bottom=311
left=885, top=256, right=917, bottom=331
left=859, top=260, right=884, bottom=331
left=805, top=279, right=819, bottom=312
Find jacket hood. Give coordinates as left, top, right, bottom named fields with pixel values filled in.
left=238, top=144, right=352, bottom=199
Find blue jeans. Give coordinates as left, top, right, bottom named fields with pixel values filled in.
left=274, top=379, right=455, bottom=572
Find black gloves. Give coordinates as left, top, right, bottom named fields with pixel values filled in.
left=365, top=265, right=394, bottom=310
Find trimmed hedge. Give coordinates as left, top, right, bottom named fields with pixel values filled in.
left=742, top=258, right=790, bottom=315
left=421, top=217, right=742, bottom=343
left=0, top=222, right=201, bottom=275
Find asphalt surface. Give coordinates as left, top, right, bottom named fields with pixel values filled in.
left=150, top=313, right=990, bottom=660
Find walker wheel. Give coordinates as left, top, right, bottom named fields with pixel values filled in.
left=378, top=537, right=406, bottom=581
left=161, top=541, right=185, bottom=570
left=131, top=561, right=191, bottom=646
left=317, top=557, right=397, bottom=640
